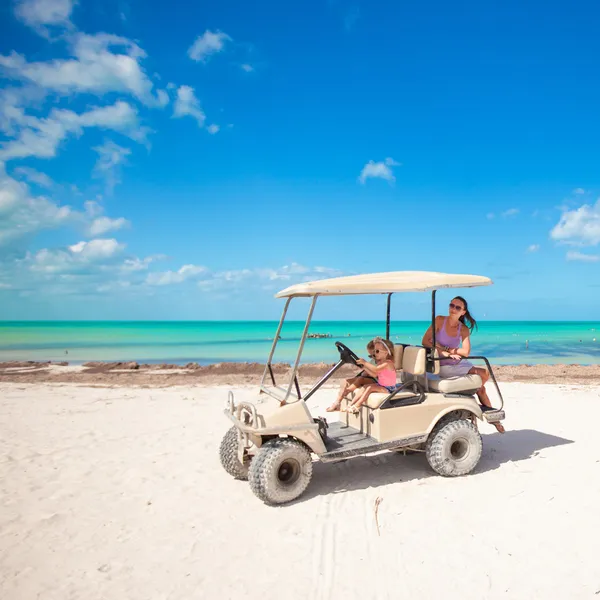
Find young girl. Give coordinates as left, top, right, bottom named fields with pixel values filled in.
left=326, top=339, right=377, bottom=412
left=344, top=337, right=398, bottom=414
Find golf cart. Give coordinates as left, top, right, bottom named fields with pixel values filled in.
left=220, top=271, right=505, bottom=505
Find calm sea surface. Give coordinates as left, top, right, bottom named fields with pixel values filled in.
left=1, top=321, right=599, bottom=365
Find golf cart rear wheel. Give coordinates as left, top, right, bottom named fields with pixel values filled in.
left=219, top=427, right=250, bottom=480
left=426, top=419, right=482, bottom=477
left=248, top=438, right=313, bottom=505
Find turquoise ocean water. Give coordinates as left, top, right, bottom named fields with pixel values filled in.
left=0, top=321, right=599, bottom=365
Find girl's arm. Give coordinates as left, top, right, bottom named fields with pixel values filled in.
left=357, top=359, right=394, bottom=375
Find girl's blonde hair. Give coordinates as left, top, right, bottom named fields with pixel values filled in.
left=373, top=337, right=394, bottom=359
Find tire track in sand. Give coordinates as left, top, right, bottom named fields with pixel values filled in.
left=309, top=468, right=348, bottom=600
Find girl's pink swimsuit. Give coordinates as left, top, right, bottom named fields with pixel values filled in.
left=377, top=367, right=397, bottom=389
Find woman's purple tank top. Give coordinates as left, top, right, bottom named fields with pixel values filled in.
left=436, top=318, right=462, bottom=366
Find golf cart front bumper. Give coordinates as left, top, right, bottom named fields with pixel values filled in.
left=224, top=391, right=326, bottom=457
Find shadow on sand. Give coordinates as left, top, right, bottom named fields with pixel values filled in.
left=300, top=429, right=574, bottom=502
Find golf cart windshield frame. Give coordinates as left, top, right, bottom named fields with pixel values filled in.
left=259, top=288, right=504, bottom=409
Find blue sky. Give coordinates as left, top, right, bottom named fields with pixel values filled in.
left=1, top=0, right=599, bottom=321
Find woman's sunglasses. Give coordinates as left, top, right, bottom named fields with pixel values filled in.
left=449, top=303, right=464, bottom=311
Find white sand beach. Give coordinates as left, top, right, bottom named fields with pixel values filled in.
left=2, top=381, right=600, bottom=600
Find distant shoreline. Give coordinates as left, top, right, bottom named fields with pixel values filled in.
left=1, top=360, right=599, bottom=387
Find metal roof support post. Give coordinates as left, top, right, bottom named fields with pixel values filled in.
left=386, top=293, right=392, bottom=339
left=259, top=297, right=291, bottom=392
left=429, top=290, right=437, bottom=372
left=283, top=295, right=318, bottom=405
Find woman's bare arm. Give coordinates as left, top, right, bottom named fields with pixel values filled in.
left=449, top=329, right=471, bottom=358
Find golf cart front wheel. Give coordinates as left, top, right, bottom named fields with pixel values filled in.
left=219, top=426, right=250, bottom=480
left=248, top=438, right=313, bottom=505
left=426, top=419, right=482, bottom=477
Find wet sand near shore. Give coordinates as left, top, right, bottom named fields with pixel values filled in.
left=1, top=360, right=599, bottom=386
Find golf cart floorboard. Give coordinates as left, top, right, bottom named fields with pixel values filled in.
left=320, top=421, right=426, bottom=462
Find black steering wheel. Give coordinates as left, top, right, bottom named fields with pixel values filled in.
left=335, top=341, right=360, bottom=366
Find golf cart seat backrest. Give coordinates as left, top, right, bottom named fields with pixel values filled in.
left=401, top=346, right=440, bottom=377
left=393, top=344, right=404, bottom=370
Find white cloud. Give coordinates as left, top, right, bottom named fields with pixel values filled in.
left=188, top=30, right=231, bottom=63
left=93, top=139, right=131, bottom=194
left=173, top=85, right=206, bottom=127
left=13, top=166, right=54, bottom=188
left=207, top=124, right=220, bottom=135
left=0, top=168, right=129, bottom=250
left=502, top=208, right=519, bottom=217
left=0, top=33, right=166, bottom=106
left=0, top=164, right=72, bottom=248
left=486, top=213, right=495, bottom=219
left=146, top=264, right=207, bottom=286
left=573, top=188, right=585, bottom=195
left=14, top=0, right=76, bottom=37
left=29, top=238, right=125, bottom=273
left=358, top=157, right=400, bottom=185
left=550, top=199, right=600, bottom=246
left=68, top=238, right=123, bottom=258
left=527, top=244, right=540, bottom=253
left=0, top=100, right=145, bottom=161
left=88, top=215, right=128, bottom=237
left=566, top=251, right=600, bottom=263
left=241, top=64, right=254, bottom=72
left=121, top=256, right=162, bottom=272
left=197, top=263, right=344, bottom=290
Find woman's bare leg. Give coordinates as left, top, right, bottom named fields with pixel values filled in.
left=469, top=367, right=504, bottom=433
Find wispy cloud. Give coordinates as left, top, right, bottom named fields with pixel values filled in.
left=527, top=244, right=540, bottom=253
left=573, top=188, right=585, bottom=195
left=358, top=157, right=400, bottom=185
left=173, top=85, right=206, bottom=128
left=0, top=167, right=129, bottom=251
left=146, top=265, right=207, bottom=286
left=566, top=251, right=600, bottom=262
left=13, top=166, right=54, bottom=188
left=188, top=30, right=231, bottom=63
left=0, top=33, right=166, bottom=106
left=14, top=0, right=77, bottom=38
left=502, top=208, right=519, bottom=218
left=240, top=63, right=254, bottom=72
left=92, top=139, right=131, bottom=194
left=0, top=100, right=146, bottom=162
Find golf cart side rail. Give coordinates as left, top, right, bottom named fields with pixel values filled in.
left=430, top=354, right=505, bottom=411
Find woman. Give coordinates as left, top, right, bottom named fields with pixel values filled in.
left=421, top=296, right=505, bottom=433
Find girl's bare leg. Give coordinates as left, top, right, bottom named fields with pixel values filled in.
left=348, top=384, right=387, bottom=412
left=469, top=367, right=505, bottom=433
left=328, top=376, right=366, bottom=411
left=345, top=385, right=369, bottom=412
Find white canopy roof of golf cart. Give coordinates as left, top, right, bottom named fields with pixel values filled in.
left=275, top=271, right=492, bottom=298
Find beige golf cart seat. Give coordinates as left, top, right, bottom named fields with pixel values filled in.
left=360, top=344, right=427, bottom=409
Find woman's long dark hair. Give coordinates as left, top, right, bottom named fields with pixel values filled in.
left=453, top=296, right=478, bottom=332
